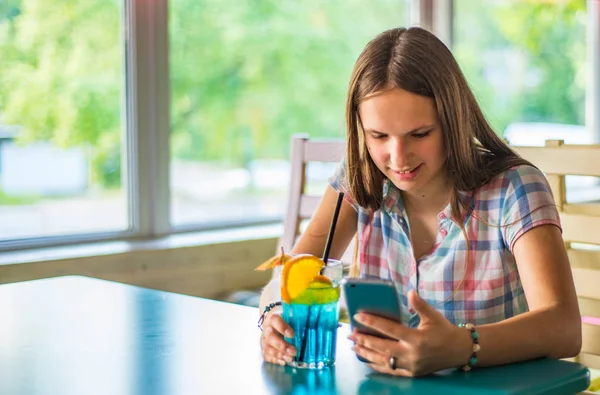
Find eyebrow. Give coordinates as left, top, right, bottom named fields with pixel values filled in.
left=364, top=124, right=437, bottom=135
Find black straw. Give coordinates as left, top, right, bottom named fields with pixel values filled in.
left=322, top=192, right=344, bottom=264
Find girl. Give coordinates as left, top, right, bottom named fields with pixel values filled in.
left=259, top=26, right=581, bottom=376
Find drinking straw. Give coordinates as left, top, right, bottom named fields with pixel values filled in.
left=322, top=192, right=345, bottom=264
left=298, top=191, right=344, bottom=362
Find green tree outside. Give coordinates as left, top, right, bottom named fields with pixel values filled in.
left=0, top=0, right=587, bottom=191
left=0, top=0, right=406, bottom=189
left=453, top=0, right=586, bottom=135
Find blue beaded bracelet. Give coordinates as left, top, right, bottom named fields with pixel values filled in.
left=257, top=301, right=282, bottom=330
left=458, top=323, right=480, bottom=372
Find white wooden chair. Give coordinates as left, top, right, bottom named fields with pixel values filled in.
left=278, top=134, right=350, bottom=261
left=512, top=140, right=600, bottom=391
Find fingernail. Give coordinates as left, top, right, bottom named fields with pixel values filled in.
left=284, top=330, right=294, bottom=337
left=277, top=360, right=286, bottom=366
left=354, top=313, right=365, bottom=324
left=283, top=355, right=293, bottom=363
left=409, top=307, right=415, bottom=314
left=286, top=347, right=295, bottom=355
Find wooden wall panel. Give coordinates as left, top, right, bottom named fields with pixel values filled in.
left=0, top=237, right=278, bottom=300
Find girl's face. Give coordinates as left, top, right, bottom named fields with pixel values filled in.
left=358, top=87, right=447, bottom=197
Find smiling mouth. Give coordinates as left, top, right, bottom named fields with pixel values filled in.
left=391, top=164, right=421, bottom=173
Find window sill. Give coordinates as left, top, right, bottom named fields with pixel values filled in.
left=0, top=224, right=282, bottom=266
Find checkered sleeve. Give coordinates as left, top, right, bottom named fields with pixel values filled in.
left=501, top=165, right=562, bottom=252
left=327, top=158, right=358, bottom=211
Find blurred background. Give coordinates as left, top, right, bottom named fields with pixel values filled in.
left=0, top=0, right=595, bottom=247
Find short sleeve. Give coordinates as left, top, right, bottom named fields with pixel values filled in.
left=500, top=165, right=562, bottom=252
left=327, top=158, right=359, bottom=211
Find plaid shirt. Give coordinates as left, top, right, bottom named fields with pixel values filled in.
left=330, top=163, right=561, bottom=328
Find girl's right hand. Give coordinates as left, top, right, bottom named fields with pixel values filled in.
left=260, top=309, right=296, bottom=365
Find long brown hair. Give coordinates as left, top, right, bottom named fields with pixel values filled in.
left=346, top=27, right=533, bottom=223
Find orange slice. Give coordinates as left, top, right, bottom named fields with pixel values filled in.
left=309, top=275, right=333, bottom=288
left=255, top=249, right=292, bottom=271
left=280, top=255, right=325, bottom=303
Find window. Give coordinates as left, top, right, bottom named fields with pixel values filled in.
left=453, top=0, right=595, bottom=202
left=0, top=1, right=128, bottom=241
left=18, top=1, right=594, bottom=248
left=168, top=0, right=411, bottom=229
left=454, top=0, right=587, bottom=134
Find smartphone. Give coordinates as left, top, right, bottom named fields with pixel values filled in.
left=341, top=278, right=403, bottom=363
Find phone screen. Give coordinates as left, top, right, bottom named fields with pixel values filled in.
left=342, top=278, right=403, bottom=361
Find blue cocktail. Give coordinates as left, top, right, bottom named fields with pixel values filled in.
left=281, top=260, right=342, bottom=369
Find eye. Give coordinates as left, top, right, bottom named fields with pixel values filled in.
left=412, top=131, right=431, bottom=139
left=369, top=132, right=386, bottom=140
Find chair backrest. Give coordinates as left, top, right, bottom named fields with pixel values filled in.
left=511, top=139, right=600, bottom=369
left=279, top=135, right=354, bottom=264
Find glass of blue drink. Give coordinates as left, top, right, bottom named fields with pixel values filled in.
left=282, top=259, right=342, bottom=369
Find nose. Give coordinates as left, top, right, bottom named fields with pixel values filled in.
left=389, top=137, right=408, bottom=165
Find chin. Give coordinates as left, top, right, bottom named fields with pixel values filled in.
left=387, top=178, right=423, bottom=193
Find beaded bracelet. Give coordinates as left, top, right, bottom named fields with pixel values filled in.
left=257, top=301, right=282, bottom=330
left=458, top=323, right=480, bottom=372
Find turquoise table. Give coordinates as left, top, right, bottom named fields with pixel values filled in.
left=0, top=276, right=590, bottom=394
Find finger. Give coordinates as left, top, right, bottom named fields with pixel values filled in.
left=262, top=344, right=278, bottom=363
left=368, top=361, right=415, bottom=377
left=352, top=333, right=408, bottom=356
left=266, top=313, right=294, bottom=338
left=353, top=313, right=413, bottom=342
left=260, top=332, right=267, bottom=350
left=353, top=344, right=409, bottom=371
left=271, top=348, right=294, bottom=364
left=263, top=326, right=296, bottom=355
left=276, top=350, right=294, bottom=364
left=408, top=290, right=443, bottom=325
left=262, top=344, right=289, bottom=366
left=353, top=344, right=388, bottom=367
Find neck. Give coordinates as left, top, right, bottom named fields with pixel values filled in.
left=402, top=175, right=452, bottom=214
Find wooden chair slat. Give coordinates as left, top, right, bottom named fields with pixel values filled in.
left=579, top=298, right=600, bottom=317
left=303, top=140, right=346, bottom=163
left=572, top=268, right=600, bottom=300
left=546, top=174, right=566, bottom=208
left=582, top=322, right=600, bottom=355
left=279, top=136, right=308, bottom=254
left=562, top=213, right=600, bottom=245
left=299, top=195, right=321, bottom=219
left=567, top=249, right=600, bottom=270
left=512, top=146, right=600, bottom=176
left=563, top=204, right=600, bottom=217
left=578, top=353, right=600, bottom=370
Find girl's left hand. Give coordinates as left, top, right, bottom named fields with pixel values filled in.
left=348, top=290, right=470, bottom=377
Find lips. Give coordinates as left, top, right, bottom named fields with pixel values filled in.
left=389, top=164, right=422, bottom=181
left=391, top=164, right=421, bottom=173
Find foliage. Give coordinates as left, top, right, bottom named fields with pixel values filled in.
left=169, top=0, right=406, bottom=163
left=0, top=186, right=39, bottom=205
left=0, top=0, right=588, bottom=188
left=453, top=0, right=586, bottom=135
left=0, top=1, right=121, bottom=187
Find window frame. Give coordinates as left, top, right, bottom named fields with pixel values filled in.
left=1, top=0, right=597, bottom=252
